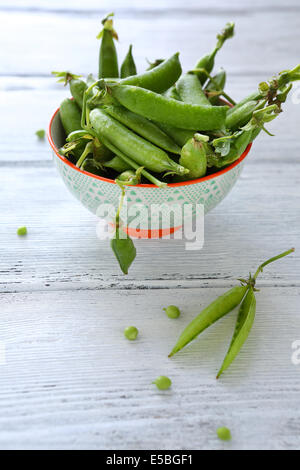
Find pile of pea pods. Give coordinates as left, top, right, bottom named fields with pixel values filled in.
left=53, top=13, right=300, bottom=274
left=54, top=13, right=300, bottom=187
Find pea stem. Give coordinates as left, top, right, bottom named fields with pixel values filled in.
left=253, top=248, right=295, bottom=281
left=81, top=81, right=100, bottom=129
left=76, top=141, right=93, bottom=168
left=191, top=68, right=236, bottom=105
left=115, top=182, right=126, bottom=228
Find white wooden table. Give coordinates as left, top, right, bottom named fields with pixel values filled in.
left=1, top=0, right=300, bottom=450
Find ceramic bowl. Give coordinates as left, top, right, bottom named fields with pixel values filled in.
left=48, top=104, right=251, bottom=238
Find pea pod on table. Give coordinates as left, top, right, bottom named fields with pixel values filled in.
left=104, top=84, right=228, bottom=130
left=216, top=288, right=256, bottom=379
left=169, top=248, right=294, bottom=378
left=169, top=286, right=248, bottom=357
left=97, top=13, right=119, bottom=79
left=120, top=44, right=137, bottom=78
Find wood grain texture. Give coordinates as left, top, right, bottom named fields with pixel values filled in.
left=1, top=163, right=299, bottom=292
left=0, top=287, right=300, bottom=450
left=1, top=2, right=300, bottom=77
left=1, top=0, right=300, bottom=450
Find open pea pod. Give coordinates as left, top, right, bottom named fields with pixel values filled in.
left=216, top=288, right=256, bottom=378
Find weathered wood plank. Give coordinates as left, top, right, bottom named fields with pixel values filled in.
left=1, top=163, right=299, bottom=292
left=0, top=286, right=299, bottom=450
left=0, top=7, right=299, bottom=76
left=1, top=0, right=300, bottom=13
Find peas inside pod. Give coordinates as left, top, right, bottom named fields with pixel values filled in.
left=53, top=11, right=300, bottom=274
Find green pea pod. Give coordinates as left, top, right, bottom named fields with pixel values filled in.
left=120, top=44, right=137, bottom=78
left=176, top=73, right=211, bottom=106
left=250, top=127, right=261, bottom=141
left=212, top=103, right=280, bottom=167
left=217, top=288, right=256, bottom=378
left=111, top=230, right=136, bottom=275
left=100, top=137, right=167, bottom=187
left=52, top=71, right=87, bottom=109
left=89, top=108, right=189, bottom=175
left=119, top=53, right=182, bottom=93
left=103, top=155, right=130, bottom=173
left=169, top=285, right=248, bottom=357
left=179, top=134, right=208, bottom=179
left=111, top=185, right=136, bottom=275
left=195, top=22, right=234, bottom=84
left=225, top=100, right=260, bottom=130
left=205, top=69, right=227, bottom=105
left=97, top=13, right=119, bottom=78
left=107, top=84, right=228, bottom=131
left=155, top=123, right=196, bottom=147
left=228, top=92, right=261, bottom=113
left=59, top=98, right=82, bottom=136
left=209, top=130, right=252, bottom=168
left=104, top=104, right=181, bottom=154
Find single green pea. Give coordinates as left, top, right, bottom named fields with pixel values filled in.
left=17, top=226, right=27, bottom=236
left=124, top=326, right=138, bottom=341
left=152, top=376, right=172, bottom=390
left=163, top=305, right=180, bottom=319
left=216, top=427, right=231, bottom=441
left=35, top=129, right=45, bottom=139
